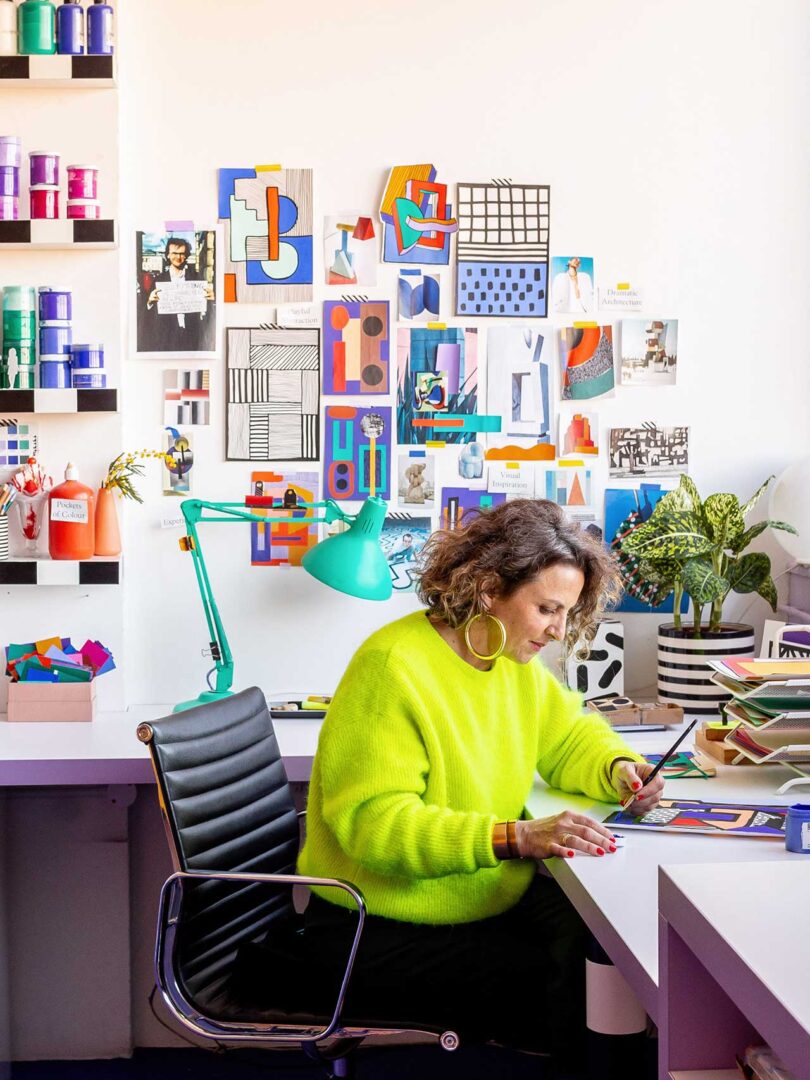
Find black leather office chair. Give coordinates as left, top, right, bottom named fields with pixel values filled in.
left=137, top=686, right=459, bottom=1076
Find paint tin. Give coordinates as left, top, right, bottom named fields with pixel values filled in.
left=40, top=323, right=72, bottom=355
left=71, top=371, right=106, bottom=389
left=38, top=287, right=73, bottom=323
left=2, top=341, right=36, bottom=366
left=0, top=194, right=18, bottom=221
left=67, top=164, right=98, bottom=200
left=0, top=365, right=37, bottom=389
left=70, top=343, right=104, bottom=369
left=2, top=310, right=35, bottom=340
left=786, top=804, right=810, bottom=853
left=0, top=136, right=21, bottom=168
left=29, top=151, right=60, bottom=187
left=30, top=184, right=60, bottom=220
left=39, top=357, right=72, bottom=388
left=0, top=165, right=19, bottom=197
left=67, top=199, right=101, bottom=220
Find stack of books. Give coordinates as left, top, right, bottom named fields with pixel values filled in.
left=707, top=657, right=810, bottom=765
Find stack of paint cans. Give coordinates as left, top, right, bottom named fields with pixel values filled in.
left=70, top=342, right=105, bottom=387
left=29, top=150, right=60, bottom=220
left=67, top=164, right=100, bottom=220
left=0, top=136, right=21, bottom=222
left=38, top=287, right=73, bottom=388
left=1, top=287, right=37, bottom=389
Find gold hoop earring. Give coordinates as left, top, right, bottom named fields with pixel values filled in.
left=463, top=613, right=507, bottom=662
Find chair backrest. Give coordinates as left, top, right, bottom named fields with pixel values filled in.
left=138, top=687, right=299, bottom=1010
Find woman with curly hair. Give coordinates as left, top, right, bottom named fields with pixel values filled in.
left=299, top=499, right=664, bottom=1078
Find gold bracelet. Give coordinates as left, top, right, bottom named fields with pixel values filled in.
left=492, top=821, right=512, bottom=860
left=506, top=820, right=520, bottom=858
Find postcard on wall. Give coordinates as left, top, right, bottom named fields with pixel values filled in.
left=0, top=420, right=38, bottom=470
left=163, top=427, right=194, bottom=496
left=455, top=181, right=550, bottom=318
left=487, top=461, right=535, bottom=498
left=249, top=470, right=320, bottom=568
left=397, top=326, right=479, bottom=445
left=163, top=369, right=210, bottom=426
left=487, top=326, right=551, bottom=444
left=324, top=405, right=392, bottom=501
left=134, top=228, right=220, bottom=359
left=620, top=319, right=678, bottom=385
left=398, top=269, right=440, bottom=322
left=379, top=164, right=457, bottom=265
left=559, top=412, right=598, bottom=456
left=602, top=799, right=787, bottom=839
left=322, top=300, right=389, bottom=395
left=565, top=508, right=603, bottom=544
left=598, top=283, right=643, bottom=312
left=276, top=302, right=320, bottom=328
left=219, top=165, right=313, bottom=304
left=541, top=462, right=592, bottom=509
left=226, top=327, right=320, bottom=461
left=440, top=488, right=505, bottom=530
left=550, top=256, right=594, bottom=315
left=608, top=424, right=689, bottom=477
left=397, top=451, right=435, bottom=508
left=458, top=441, right=486, bottom=482
left=382, top=513, right=432, bottom=593
left=323, top=211, right=377, bottom=287
left=558, top=325, right=615, bottom=400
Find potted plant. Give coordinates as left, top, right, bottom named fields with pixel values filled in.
left=616, top=474, right=797, bottom=713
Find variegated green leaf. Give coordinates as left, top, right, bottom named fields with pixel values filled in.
left=682, top=558, right=728, bottom=606
left=730, top=519, right=798, bottom=554
left=621, top=511, right=713, bottom=561
left=678, top=474, right=703, bottom=513
left=757, top=576, right=778, bottom=611
left=740, top=475, right=774, bottom=518
left=703, top=493, right=745, bottom=547
left=638, top=556, right=681, bottom=586
left=726, top=551, right=771, bottom=594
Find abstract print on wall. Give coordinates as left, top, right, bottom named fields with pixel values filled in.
left=604, top=484, right=686, bottom=615
left=559, top=412, right=599, bottom=455
left=0, top=420, right=37, bottom=467
left=486, top=326, right=550, bottom=444
left=542, top=463, right=592, bottom=508
left=608, top=424, right=689, bottom=477
left=163, top=369, right=210, bottom=426
left=398, top=269, right=440, bottom=321
left=382, top=513, right=432, bottom=593
left=323, top=212, right=376, bottom=286
left=620, top=319, right=678, bottom=385
left=218, top=166, right=313, bottom=303
left=397, top=327, right=479, bottom=445
left=379, top=164, right=458, bottom=265
left=322, top=300, right=389, bottom=395
left=558, top=325, right=615, bottom=400
left=324, top=405, right=392, bottom=501
left=248, top=470, right=320, bottom=567
left=226, top=327, right=319, bottom=461
left=440, top=488, right=505, bottom=530
left=455, top=181, right=550, bottom=318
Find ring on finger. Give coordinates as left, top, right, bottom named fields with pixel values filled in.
left=561, top=832, right=574, bottom=846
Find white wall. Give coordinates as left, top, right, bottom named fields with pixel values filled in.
left=29, top=0, right=810, bottom=707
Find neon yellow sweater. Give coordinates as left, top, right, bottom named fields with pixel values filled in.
left=298, top=611, right=642, bottom=924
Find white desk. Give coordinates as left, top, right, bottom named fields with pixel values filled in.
left=660, top=862, right=810, bottom=1078
left=526, top=727, right=805, bottom=1024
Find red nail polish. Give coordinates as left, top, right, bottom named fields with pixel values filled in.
left=596, top=847, right=604, bottom=855
left=609, top=845, right=617, bottom=852
left=567, top=850, right=574, bottom=858
left=632, top=781, right=642, bottom=790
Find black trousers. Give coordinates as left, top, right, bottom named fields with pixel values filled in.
left=304, top=870, right=586, bottom=1074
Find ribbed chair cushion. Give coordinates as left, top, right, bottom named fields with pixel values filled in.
left=148, top=687, right=300, bottom=1010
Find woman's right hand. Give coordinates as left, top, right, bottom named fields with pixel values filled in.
left=515, top=812, right=617, bottom=860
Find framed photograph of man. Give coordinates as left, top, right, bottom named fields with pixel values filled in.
left=134, top=228, right=221, bottom=358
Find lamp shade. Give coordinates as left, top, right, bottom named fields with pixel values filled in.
left=302, top=496, right=392, bottom=600
left=769, top=457, right=810, bottom=564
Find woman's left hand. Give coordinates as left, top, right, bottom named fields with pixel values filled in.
left=611, top=760, right=665, bottom=815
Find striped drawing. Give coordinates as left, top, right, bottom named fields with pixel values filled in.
left=227, top=327, right=320, bottom=461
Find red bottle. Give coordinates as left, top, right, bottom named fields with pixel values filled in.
left=48, top=462, right=95, bottom=559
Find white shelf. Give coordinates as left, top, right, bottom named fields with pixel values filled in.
left=0, top=54, right=115, bottom=87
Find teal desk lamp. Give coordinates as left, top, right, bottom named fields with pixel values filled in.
left=174, top=494, right=391, bottom=712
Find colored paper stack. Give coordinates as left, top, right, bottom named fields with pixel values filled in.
left=1, top=285, right=37, bottom=389
left=5, top=635, right=115, bottom=683
left=38, top=286, right=73, bottom=388
left=0, top=135, right=20, bottom=221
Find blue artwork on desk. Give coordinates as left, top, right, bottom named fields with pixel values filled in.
left=604, top=799, right=787, bottom=839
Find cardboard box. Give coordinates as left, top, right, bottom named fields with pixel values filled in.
left=7, top=680, right=96, bottom=722
left=587, top=697, right=684, bottom=726
left=694, top=723, right=752, bottom=765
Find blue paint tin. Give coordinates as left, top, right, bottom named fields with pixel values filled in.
left=39, top=357, right=72, bottom=388
left=38, top=286, right=72, bottom=323
left=39, top=323, right=72, bottom=355
left=786, top=804, right=810, bottom=853
left=70, top=343, right=104, bottom=368
left=71, top=370, right=106, bottom=389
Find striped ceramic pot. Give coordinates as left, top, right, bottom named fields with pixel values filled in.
left=657, top=622, right=755, bottom=714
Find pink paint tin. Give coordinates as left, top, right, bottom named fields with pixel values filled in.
left=67, top=199, right=101, bottom=220
left=29, top=151, right=60, bottom=187
left=67, top=164, right=98, bottom=200
left=30, top=184, right=60, bottom=220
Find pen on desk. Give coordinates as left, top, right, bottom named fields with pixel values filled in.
left=619, top=717, right=699, bottom=809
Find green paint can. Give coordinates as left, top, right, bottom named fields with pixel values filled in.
left=18, top=0, right=56, bottom=55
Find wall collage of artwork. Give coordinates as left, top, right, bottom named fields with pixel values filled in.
left=134, top=162, right=682, bottom=606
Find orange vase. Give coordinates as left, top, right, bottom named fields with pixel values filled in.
left=94, top=486, right=121, bottom=556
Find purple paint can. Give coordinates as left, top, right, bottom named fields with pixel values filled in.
left=0, top=136, right=21, bottom=168
left=38, top=287, right=73, bottom=323
left=67, top=199, right=100, bottom=220
left=40, top=323, right=72, bottom=354
left=39, top=356, right=72, bottom=388
left=0, top=165, right=18, bottom=197
left=0, top=194, right=18, bottom=220
left=72, top=371, right=106, bottom=389
left=29, top=150, right=60, bottom=187
left=67, top=164, right=98, bottom=200
left=30, top=184, right=60, bottom=219
left=71, top=343, right=104, bottom=369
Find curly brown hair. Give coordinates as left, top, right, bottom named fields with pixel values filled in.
left=416, top=499, right=622, bottom=652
